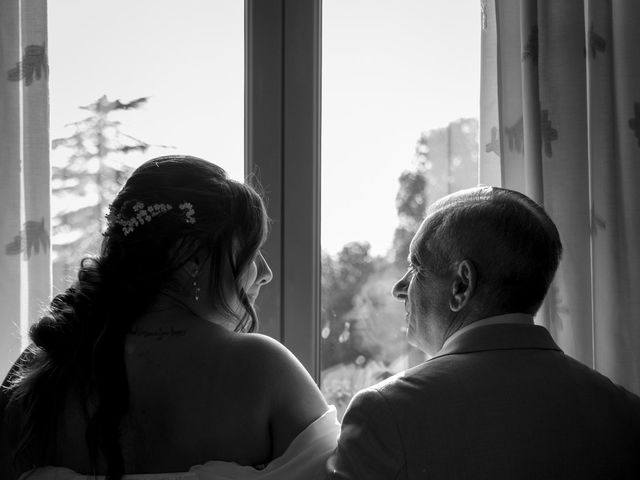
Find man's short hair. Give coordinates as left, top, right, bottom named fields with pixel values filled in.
left=420, top=186, right=563, bottom=315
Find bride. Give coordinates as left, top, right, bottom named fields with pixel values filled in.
left=0, top=156, right=339, bottom=480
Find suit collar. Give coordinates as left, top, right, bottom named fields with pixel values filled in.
left=430, top=322, right=562, bottom=361
left=441, top=313, right=534, bottom=350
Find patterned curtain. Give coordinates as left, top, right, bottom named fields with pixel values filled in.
left=0, top=0, right=50, bottom=379
left=480, top=0, right=640, bottom=394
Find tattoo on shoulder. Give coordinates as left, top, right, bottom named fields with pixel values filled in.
left=128, top=326, right=187, bottom=340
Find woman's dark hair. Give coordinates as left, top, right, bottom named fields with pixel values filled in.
left=6, top=156, right=268, bottom=479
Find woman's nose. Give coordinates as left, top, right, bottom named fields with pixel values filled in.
left=256, top=252, right=273, bottom=285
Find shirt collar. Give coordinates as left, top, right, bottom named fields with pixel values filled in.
left=440, top=313, right=534, bottom=352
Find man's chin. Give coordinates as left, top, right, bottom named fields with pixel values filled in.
left=406, top=326, right=418, bottom=348
left=407, top=328, right=433, bottom=357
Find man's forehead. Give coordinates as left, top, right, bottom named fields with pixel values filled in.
left=409, top=217, right=432, bottom=261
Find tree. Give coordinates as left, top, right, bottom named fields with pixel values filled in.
left=414, top=117, right=479, bottom=202
left=51, top=95, right=162, bottom=291
left=346, top=268, right=407, bottom=364
left=321, top=241, right=377, bottom=369
left=391, top=117, right=479, bottom=269
left=391, top=168, right=429, bottom=269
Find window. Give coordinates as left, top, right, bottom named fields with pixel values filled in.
left=320, top=0, right=480, bottom=418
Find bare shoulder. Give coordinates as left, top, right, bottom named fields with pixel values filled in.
left=230, top=333, right=302, bottom=369
left=226, top=332, right=321, bottom=397
left=230, top=332, right=329, bottom=457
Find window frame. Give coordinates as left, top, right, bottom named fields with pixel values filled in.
left=245, top=0, right=322, bottom=382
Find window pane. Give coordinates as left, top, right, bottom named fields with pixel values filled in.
left=321, top=0, right=481, bottom=419
left=49, top=0, right=243, bottom=293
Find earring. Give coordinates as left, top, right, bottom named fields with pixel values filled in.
left=192, top=267, right=201, bottom=301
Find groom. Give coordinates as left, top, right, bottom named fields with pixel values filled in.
left=327, top=186, right=640, bottom=479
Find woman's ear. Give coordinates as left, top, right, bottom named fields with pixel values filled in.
left=449, top=259, right=476, bottom=312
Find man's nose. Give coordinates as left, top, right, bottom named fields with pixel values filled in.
left=257, top=253, right=273, bottom=285
left=392, top=272, right=409, bottom=300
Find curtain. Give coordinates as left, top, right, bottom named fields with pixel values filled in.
left=480, top=0, right=640, bottom=394
left=0, top=0, right=50, bottom=379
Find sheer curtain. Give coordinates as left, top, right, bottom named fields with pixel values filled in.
left=0, top=0, right=50, bottom=379
left=480, top=0, right=640, bottom=394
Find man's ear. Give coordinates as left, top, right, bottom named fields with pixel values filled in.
left=449, top=259, right=476, bottom=312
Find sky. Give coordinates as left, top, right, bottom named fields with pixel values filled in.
left=49, top=0, right=480, bottom=256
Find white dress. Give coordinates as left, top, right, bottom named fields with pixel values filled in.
left=18, top=408, right=340, bottom=480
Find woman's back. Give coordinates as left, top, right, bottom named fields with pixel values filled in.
left=50, top=310, right=327, bottom=475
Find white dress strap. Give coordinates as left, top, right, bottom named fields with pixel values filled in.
left=191, top=406, right=340, bottom=479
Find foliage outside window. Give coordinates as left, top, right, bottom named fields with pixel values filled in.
left=51, top=97, right=160, bottom=293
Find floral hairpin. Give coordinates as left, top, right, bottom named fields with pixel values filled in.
left=107, top=200, right=196, bottom=236
left=179, top=202, right=196, bottom=224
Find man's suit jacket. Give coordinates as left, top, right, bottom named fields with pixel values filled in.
left=327, top=323, right=640, bottom=479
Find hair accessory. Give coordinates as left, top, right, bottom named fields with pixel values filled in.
left=107, top=200, right=196, bottom=236
left=179, top=202, right=196, bottom=224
